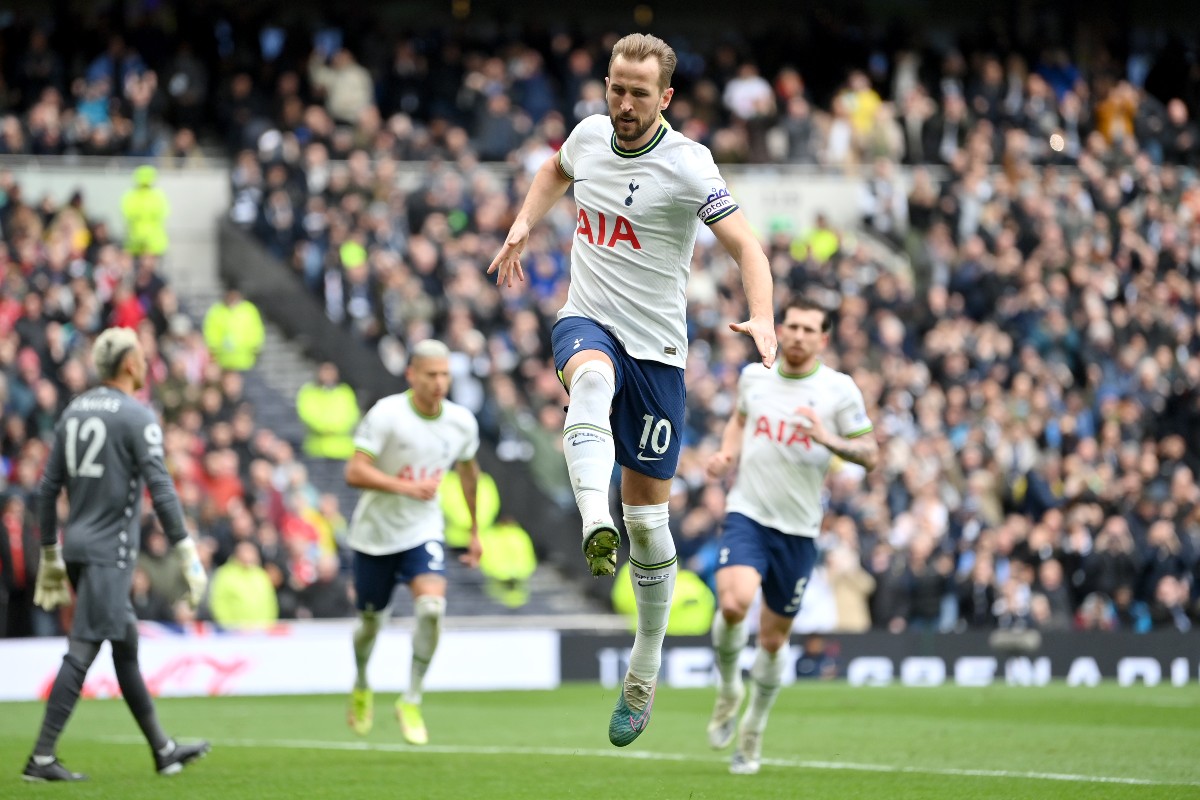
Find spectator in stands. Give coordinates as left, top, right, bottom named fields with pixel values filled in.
left=296, top=554, right=354, bottom=619
left=121, top=165, right=170, bottom=257
left=136, top=527, right=189, bottom=612
left=826, top=544, right=875, bottom=633
left=296, top=362, right=360, bottom=461
left=0, top=493, right=41, bottom=637
left=308, top=48, right=375, bottom=127
left=478, top=516, right=537, bottom=608
left=208, top=540, right=279, bottom=629
left=202, top=287, right=264, bottom=371
left=130, top=565, right=175, bottom=621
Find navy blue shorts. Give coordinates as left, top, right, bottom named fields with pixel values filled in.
left=716, top=512, right=818, bottom=617
left=353, top=542, right=447, bottom=612
left=551, top=316, right=685, bottom=480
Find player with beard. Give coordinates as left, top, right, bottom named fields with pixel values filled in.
left=489, top=32, right=776, bottom=747
left=705, top=296, right=878, bottom=774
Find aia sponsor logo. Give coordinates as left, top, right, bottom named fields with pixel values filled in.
left=753, top=415, right=812, bottom=448
left=577, top=209, right=641, bottom=249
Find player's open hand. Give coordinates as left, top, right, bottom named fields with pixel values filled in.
left=487, top=220, right=530, bottom=287
left=729, top=315, right=777, bottom=368
left=33, top=546, right=71, bottom=611
left=792, top=406, right=830, bottom=445
left=460, top=528, right=483, bottom=568
left=706, top=450, right=735, bottom=480
left=406, top=477, right=441, bottom=502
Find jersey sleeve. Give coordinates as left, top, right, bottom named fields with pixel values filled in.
left=735, top=366, right=752, bottom=416
left=557, top=114, right=604, bottom=180
left=353, top=401, right=390, bottom=459
left=675, top=144, right=739, bottom=226
left=36, top=422, right=68, bottom=546
left=835, top=379, right=874, bottom=438
left=458, top=413, right=480, bottom=463
left=130, top=407, right=188, bottom=543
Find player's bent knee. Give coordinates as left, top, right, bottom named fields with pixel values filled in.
left=414, top=594, right=446, bottom=622
left=758, top=630, right=790, bottom=654
left=568, top=359, right=615, bottom=392
left=622, top=503, right=670, bottom=548
left=718, top=601, right=751, bottom=625
left=358, top=610, right=381, bottom=637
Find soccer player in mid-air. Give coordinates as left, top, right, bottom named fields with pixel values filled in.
left=489, top=32, right=777, bottom=746
left=24, top=327, right=210, bottom=782
left=344, top=339, right=481, bottom=745
left=705, top=296, right=878, bottom=774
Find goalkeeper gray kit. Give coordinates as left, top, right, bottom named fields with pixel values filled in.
left=37, top=386, right=187, bottom=639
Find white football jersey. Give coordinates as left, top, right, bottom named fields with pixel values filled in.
left=725, top=361, right=873, bottom=538
left=347, top=391, right=480, bottom=555
left=557, top=114, right=739, bottom=368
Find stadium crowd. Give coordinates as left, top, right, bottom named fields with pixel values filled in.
left=0, top=172, right=355, bottom=636
left=2, top=10, right=1200, bottom=635
left=228, top=22, right=1200, bottom=635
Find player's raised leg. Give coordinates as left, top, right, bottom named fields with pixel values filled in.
left=731, top=529, right=816, bottom=775
left=705, top=511, right=765, bottom=750
left=24, top=638, right=102, bottom=781
left=560, top=352, right=620, bottom=577
left=731, top=605, right=793, bottom=775
left=708, top=564, right=757, bottom=749
left=349, top=610, right=379, bottom=735
left=349, top=551, right=397, bottom=736
left=109, top=621, right=210, bottom=775
left=397, top=575, right=446, bottom=746
left=609, top=470, right=676, bottom=746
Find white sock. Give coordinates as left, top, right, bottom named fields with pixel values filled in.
left=405, top=595, right=444, bottom=704
left=623, top=502, right=676, bottom=684
left=563, top=362, right=616, bottom=527
left=353, top=612, right=380, bottom=690
left=712, top=613, right=747, bottom=693
left=742, top=644, right=789, bottom=734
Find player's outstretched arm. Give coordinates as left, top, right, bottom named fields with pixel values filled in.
left=710, top=211, right=777, bottom=368
left=455, top=458, right=482, bottom=568
left=707, top=411, right=748, bottom=480
left=344, top=450, right=437, bottom=500
left=487, top=154, right=573, bottom=288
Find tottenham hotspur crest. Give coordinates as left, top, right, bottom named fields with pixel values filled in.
left=625, top=180, right=640, bottom=206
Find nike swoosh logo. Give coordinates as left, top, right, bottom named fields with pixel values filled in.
left=635, top=453, right=662, bottom=461
left=574, top=178, right=589, bottom=183
left=628, top=686, right=656, bottom=731
left=637, top=580, right=664, bottom=587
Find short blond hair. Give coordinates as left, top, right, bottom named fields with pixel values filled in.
left=610, top=33, right=677, bottom=90
left=93, top=327, right=139, bottom=380
left=409, top=338, right=451, bottom=363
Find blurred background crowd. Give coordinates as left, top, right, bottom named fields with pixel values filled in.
left=1, top=1, right=1199, bottom=638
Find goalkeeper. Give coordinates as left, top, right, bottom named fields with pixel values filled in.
left=22, top=327, right=211, bottom=782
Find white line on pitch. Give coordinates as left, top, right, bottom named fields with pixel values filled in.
left=95, top=735, right=1198, bottom=788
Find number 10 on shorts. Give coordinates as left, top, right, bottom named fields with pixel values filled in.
left=638, top=414, right=672, bottom=456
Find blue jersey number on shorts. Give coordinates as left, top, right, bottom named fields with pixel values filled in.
left=783, top=577, right=808, bottom=614
left=426, top=541, right=445, bottom=570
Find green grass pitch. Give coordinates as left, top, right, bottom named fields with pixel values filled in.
left=2, top=683, right=1198, bottom=799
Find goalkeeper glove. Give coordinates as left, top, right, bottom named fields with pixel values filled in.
left=175, top=537, right=208, bottom=609
left=33, top=545, right=71, bottom=611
